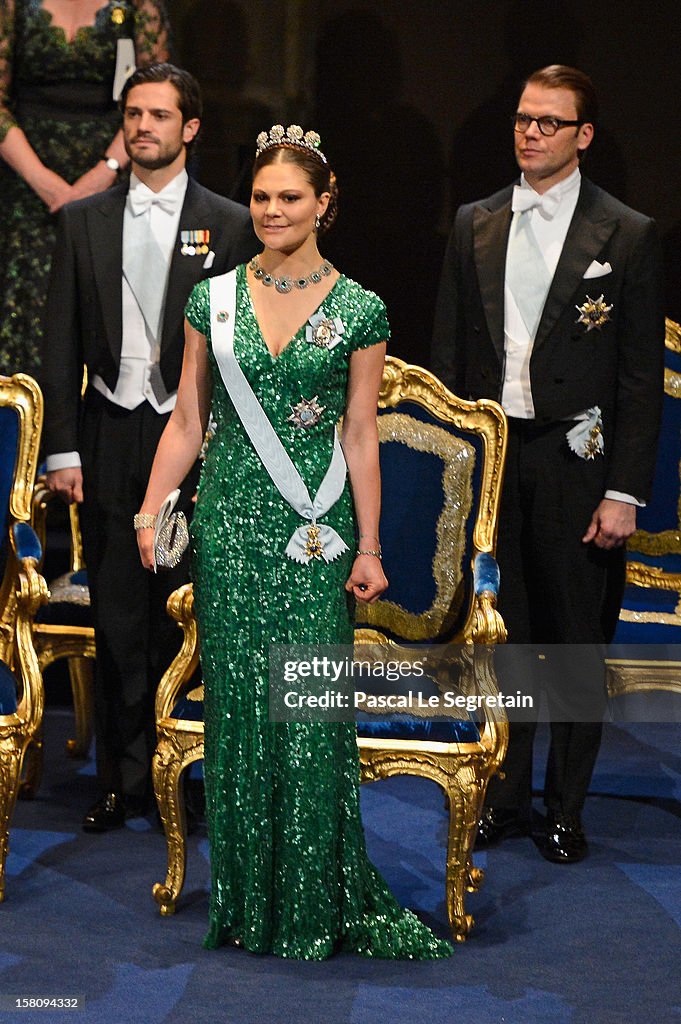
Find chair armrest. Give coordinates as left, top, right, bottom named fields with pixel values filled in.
left=473, top=551, right=500, bottom=597
left=155, top=584, right=201, bottom=723
left=11, top=522, right=42, bottom=563
left=468, top=552, right=506, bottom=644
left=626, top=560, right=681, bottom=592
left=31, top=476, right=85, bottom=573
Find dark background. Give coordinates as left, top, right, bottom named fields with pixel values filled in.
left=167, top=0, right=681, bottom=365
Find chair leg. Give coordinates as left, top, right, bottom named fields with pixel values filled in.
left=151, top=733, right=194, bottom=916
left=0, top=744, right=26, bottom=902
left=444, top=779, right=482, bottom=942
left=65, top=657, right=94, bottom=757
left=19, top=728, right=43, bottom=799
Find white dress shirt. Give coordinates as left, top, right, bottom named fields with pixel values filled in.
left=502, top=166, right=581, bottom=417
left=46, top=169, right=188, bottom=472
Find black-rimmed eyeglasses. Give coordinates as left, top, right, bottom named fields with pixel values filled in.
left=512, top=113, right=584, bottom=137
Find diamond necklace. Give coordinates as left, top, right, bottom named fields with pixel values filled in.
left=249, top=254, right=333, bottom=294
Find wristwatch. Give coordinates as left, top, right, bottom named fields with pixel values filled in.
left=103, top=156, right=120, bottom=172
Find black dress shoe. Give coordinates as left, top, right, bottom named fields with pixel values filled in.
left=82, top=792, right=128, bottom=832
left=475, top=807, right=530, bottom=848
left=539, top=812, right=588, bottom=863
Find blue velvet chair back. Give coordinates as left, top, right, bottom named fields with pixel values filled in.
left=0, top=406, right=19, bottom=589
left=615, top=320, right=681, bottom=645
left=355, top=358, right=506, bottom=644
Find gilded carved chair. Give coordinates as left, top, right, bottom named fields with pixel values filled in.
left=151, top=356, right=509, bottom=942
left=352, top=358, right=508, bottom=940
left=607, top=319, right=681, bottom=697
left=29, top=487, right=94, bottom=785
left=27, top=362, right=95, bottom=794
left=0, top=373, right=49, bottom=899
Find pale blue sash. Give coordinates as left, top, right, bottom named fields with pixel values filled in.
left=209, top=272, right=350, bottom=564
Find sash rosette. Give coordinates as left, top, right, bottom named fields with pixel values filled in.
left=566, top=406, right=604, bottom=460
left=305, top=310, right=345, bottom=350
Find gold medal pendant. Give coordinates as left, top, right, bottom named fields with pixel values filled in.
left=583, top=423, right=603, bottom=459
left=305, top=524, right=324, bottom=560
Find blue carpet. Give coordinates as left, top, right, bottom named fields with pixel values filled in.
left=0, top=711, right=679, bottom=1024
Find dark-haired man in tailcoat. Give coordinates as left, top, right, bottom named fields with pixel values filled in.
left=41, top=63, right=256, bottom=831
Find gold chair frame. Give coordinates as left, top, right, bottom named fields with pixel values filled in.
left=0, top=373, right=49, bottom=899
left=151, top=357, right=509, bottom=942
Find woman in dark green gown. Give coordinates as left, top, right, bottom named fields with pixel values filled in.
left=138, top=127, right=453, bottom=960
left=0, top=0, right=169, bottom=376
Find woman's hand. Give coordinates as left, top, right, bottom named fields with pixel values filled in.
left=345, top=554, right=388, bottom=604
left=33, top=166, right=74, bottom=212
left=137, top=527, right=156, bottom=572
left=70, top=161, right=118, bottom=203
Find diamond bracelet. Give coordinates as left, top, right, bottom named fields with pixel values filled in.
left=357, top=547, right=382, bottom=559
left=133, top=513, right=157, bottom=531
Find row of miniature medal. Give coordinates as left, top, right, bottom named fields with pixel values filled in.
left=181, top=230, right=210, bottom=256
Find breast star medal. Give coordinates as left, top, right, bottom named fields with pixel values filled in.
left=305, top=524, right=324, bottom=559
left=575, top=294, right=613, bottom=332
left=288, top=396, right=325, bottom=429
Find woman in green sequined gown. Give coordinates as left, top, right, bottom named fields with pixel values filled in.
left=0, top=0, right=169, bottom=376
left=138, top=133, right=452, bottom=960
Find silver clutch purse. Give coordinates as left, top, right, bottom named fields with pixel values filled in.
left=153, top=490, right=190, bottom=572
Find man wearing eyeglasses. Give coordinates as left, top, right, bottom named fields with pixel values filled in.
left=432, top=65, right=664, bottom=862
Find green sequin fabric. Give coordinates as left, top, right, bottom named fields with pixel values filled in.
left=0, top=0, right=169, bottom=376
left=186, top=265, right=453, bottom=960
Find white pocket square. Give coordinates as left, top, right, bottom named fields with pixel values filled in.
left=583, top=259, right=612, bottom=279
left=203, top=250, right=215, bottom=269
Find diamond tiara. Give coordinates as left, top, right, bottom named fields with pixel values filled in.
left=255, top=124, right=327, bottom=164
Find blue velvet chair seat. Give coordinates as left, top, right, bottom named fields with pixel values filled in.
left=0, top=663, right=18, bottom=716
left=170, top=695, right=480, bottom=743
left=356, top=717, right=479, bottom=743
left=36, top=569, right=92, bottom=627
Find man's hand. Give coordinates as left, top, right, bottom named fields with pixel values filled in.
left=46, top=467, right=83, bottom=504
left=582, top=498, right=637, bottom=549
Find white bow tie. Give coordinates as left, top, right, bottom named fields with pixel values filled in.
left=128, top=190, right=179, bottom=217
left=511, top=185, right=560, bottom=220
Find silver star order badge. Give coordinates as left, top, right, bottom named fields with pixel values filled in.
left=575, top=294, right=613, bottom=332
left=288, top=395, right=326, bottom=429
